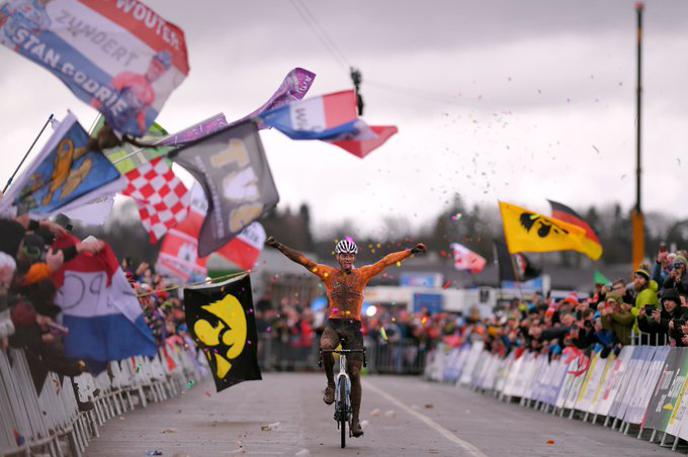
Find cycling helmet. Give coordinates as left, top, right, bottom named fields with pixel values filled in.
left=335, top=239, right=358, bottom=255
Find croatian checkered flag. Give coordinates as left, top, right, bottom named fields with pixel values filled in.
left=123, top=158, right=191, bottom=243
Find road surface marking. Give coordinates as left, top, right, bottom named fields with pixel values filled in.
left=365, top=381, right=490, bottom=457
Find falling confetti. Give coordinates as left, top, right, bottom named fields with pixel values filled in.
left=592, top=145, right=600, bottom=154
left=186, top=380, right=195, bottom=390
left=546, top=440, right=556, bottom=445
left=204, top=391, right=212, bottom=398
left=395, top=261, right=401, bottom=267
left=450, top=212, right=463, bottom=221
left=136, top=364, right=142, bottom=373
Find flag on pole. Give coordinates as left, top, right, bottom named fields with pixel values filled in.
left=122, top=157, right=190, bottom=243
left=0, top=0, right=190, bottom=137
left=1, top=112, right=121, bottom=218
left=548, top=199, right=603, bottom=261
left=99, top=113, right=229, bottom=174
left=259, top=90, right=358, bottom=139
left=170, top=120, right=279, bottom=257
left=449, top=243, right=486, bottom=274
left=242, top=67, right=316, bottom=128
left=493, top=239, right=540, bottom=283
left=184, top=273, right=261, bottom=392
left=52, top=235, right=157, bottom=369
left=327, top=121, right=398, bottom=158
left=499, top=201, right=587, bottom=256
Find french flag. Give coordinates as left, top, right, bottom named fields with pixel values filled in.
left=259, top=90, right=358, bottom=140
left=53, top=235, right=157, bottom=368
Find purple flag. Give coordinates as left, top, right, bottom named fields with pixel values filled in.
left=162, top=113, right=229, bottom=146
left=242, top=67, right=316, bottom=128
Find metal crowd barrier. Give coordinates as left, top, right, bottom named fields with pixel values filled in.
left=256, top=333, right=427, bottom=375
left=631, top=330, right=669, bottom=346
left=0, top=343, right=209, bottom=457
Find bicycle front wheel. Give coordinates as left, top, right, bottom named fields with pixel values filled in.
left=340, top=381, right=347, bottom=448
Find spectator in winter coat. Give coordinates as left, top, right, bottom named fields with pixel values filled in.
left=662, top=256, right=688, bottom=296
left=631, top=268, right=659, bottom=333
left=591, top=311, right=617, bottom=358
left=638, top=288, right=681, bottom=346
left=600, top=295, right=634, bottom=346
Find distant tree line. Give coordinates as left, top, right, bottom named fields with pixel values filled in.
left=64, top=195, right=688, bottom=268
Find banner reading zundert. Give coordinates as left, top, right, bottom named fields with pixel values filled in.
left=0, top=0, right=189, bottom=137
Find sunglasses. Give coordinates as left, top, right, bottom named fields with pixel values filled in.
left=674, top=263, right=686, bottom=269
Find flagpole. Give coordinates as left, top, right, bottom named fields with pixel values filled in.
left=632, top=2, right=645, bottom=270
left=3, top=114, right=54, bottom=194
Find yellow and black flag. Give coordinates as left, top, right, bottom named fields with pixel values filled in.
left=184, top=274, right=261, bottom=392
left=499, top=201, right=588, bottom=257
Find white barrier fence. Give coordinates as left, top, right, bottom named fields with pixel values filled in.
left=424, top=343, right=688, bottom=452
left=0, top=345, right=208, bottom=457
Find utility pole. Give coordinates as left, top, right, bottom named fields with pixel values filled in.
left=632, top=2, right=645, bottom=270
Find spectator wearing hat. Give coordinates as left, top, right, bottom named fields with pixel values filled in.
left=662, top=255, right=688, bottom=296
left=638, top=288, right=681, bottom=346
left=631, top=267, right=659, bottom=329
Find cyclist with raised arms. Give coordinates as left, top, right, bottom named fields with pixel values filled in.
left=266, top=236, right=426, bottom=438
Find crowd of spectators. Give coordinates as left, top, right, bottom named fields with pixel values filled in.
left=0, top=216, right=190, bottom=402
left=253, top=246, right=688, bottom=370
left=5, top=209, right=688, bottom=382
left=460, top=249, right=688, bottom=360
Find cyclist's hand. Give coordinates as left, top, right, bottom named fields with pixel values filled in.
left=265, top=236, right=280, bottom=248
left=411, top=243, right=427, bottom=255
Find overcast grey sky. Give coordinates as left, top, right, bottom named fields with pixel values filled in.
left=2, top=0, right=688, bottom=238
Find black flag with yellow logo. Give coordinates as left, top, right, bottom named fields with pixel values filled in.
left=184, top=274, right=261, bottom=392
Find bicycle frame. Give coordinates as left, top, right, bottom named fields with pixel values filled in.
left=320, top=347, right=367, bottom=448
left=335, top=353, right=352, bottom=423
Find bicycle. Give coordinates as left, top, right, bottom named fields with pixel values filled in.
left=320, top=340, right=367, bottom=448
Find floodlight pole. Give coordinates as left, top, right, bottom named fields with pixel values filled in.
left=632, top=2, right=645, bottom=270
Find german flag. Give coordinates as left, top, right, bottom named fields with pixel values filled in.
left=499, top=201, right=587, bottom=256
left=548, top=200, right=603, bottom=261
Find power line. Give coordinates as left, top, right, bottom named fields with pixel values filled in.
left=295, top=0, right=349, bottom=65
left=288, top=0, right=349, bottom=69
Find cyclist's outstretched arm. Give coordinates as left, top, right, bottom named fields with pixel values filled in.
left=361, top=243, right=427, bottom=278
left=266, top=236, right=330, bottom=278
